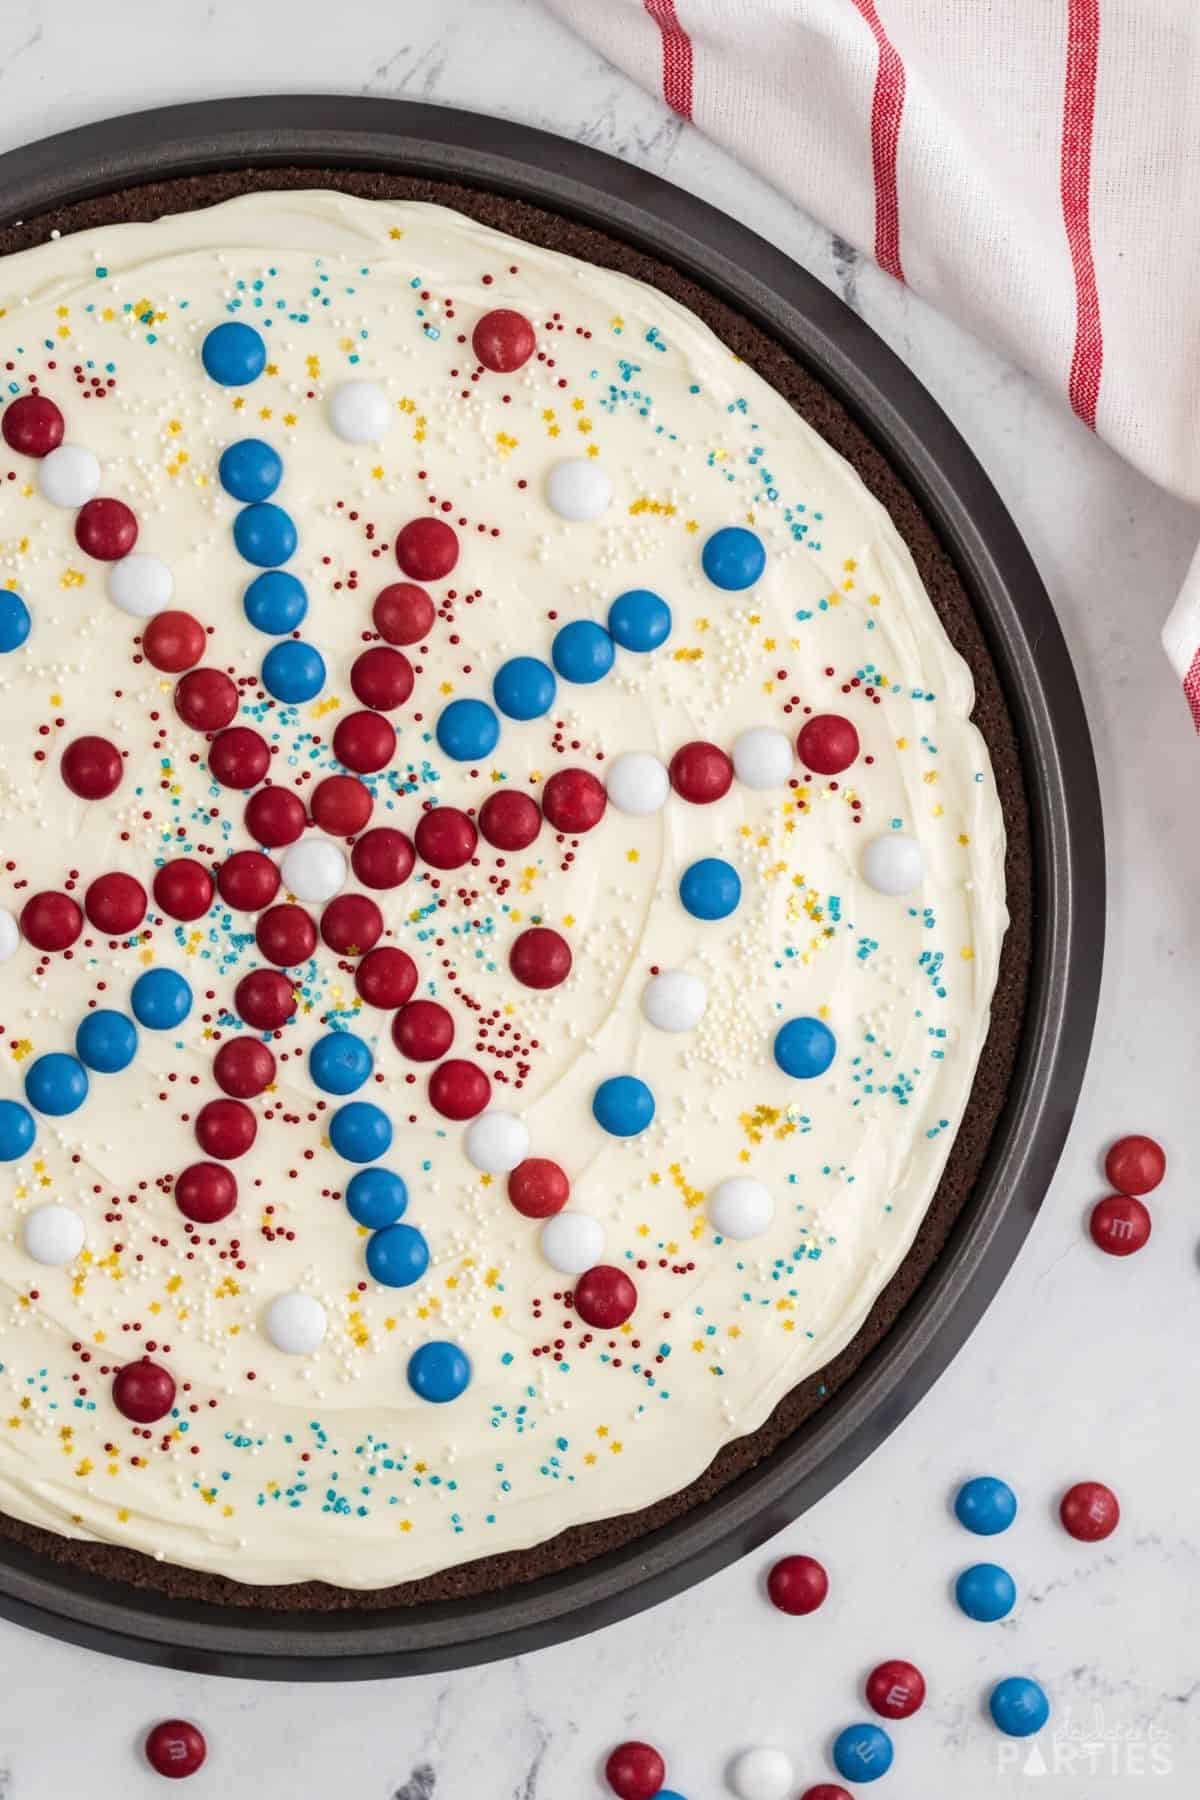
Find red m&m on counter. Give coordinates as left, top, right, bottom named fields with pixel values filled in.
left=865, top=1657, right=926, bottom=1719
left=1104, top=1133, right=1165, bottom=1195
left=1060, top=1480, right=1120, bottom=1541
left=605, top=1740, right=666, bottom=1800
left=1089, top=1193, right=1151, bottom=1256
left=766, top=1552, right=829, bottom=1615
left=144, top=1718, right=206, bottom=1779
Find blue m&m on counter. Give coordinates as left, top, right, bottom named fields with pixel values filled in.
left=201, top=320, right=266, bottom=387
left=492, top=655, right=556, bottom=721
left=243, top=570, right=308, bottom=635
left=75, top=1010, right=138, bottom=1074
left=345, top=1167, right=408, bottom=1229
left=955, top=1475, right=1018, bottom=1535
left=407, top=1340, right=471, bottom=1403
left=0, top=591, right=31, bottom=653
left=233, top=502, right=298, bottom=568
left=131, top=967, right=193, bottom=1030
left=956, top=1561, right=1017, bottom=1622
left=989, top=1676, right=1050, bottom=1738
left=679, top=856, right=741, bottom=920
left=608, top=588, right=671, bottom=651
left=218, top=437, right=282, bottom=502
left=832, top=1722, right=894, bottom=1784
left=24, top=1052, right=88, bottom=1116
left=551, top=618, right=614, bottom=684
left=262, top=638, right=326, bottom=703
left=773, top=1016, right=837, bottom=1080
left=701, top=525, right=766, bottom=591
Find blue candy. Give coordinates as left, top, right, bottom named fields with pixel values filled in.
left=407, top=1340, right=472, bottom=1404
left=0, top=1099, right=35, bottom=1161
left=607, top=588, right=671, bottom=652
left=551, top=618, right=614, bottom=684
left=492, top=656, right=557, bottom=721
left=956, top=1561, right=1016, bottom=1622
left=234, top=502, right=297, bottom=568
left=243, top=570, right=308, bottom=635
left=329, top=1101, right=393, bottom=1163
left=75, top=1010, right=138, bottom=1075
left=773, top=1015, right=837, bottom=1080
left=309, top=1031, right=373, bottom=1096
left=262, top=639, right=326, bottom=704
left=832, top=1723, right=894, bottom=1784
left=989, top=1676, right=1050, bottom=1738
left=365, top=1222, right=430, bottom=1288
left=25, top=1052, right=88, bottom=1117
left=218, top=437, right=282, bottom=502
left=131, top=967, right=193, bottom=1030
left=955, top=1475, right=1018, bottom=1536
left=201, top=321, right=266, bottom=387
left=345, top=1167, right=409, bottom=1229
left=592, top=1075, right=655, bottom=1138
left=679, top=857, right=741, bottom=921
left=436, top=697, right=500, bottom=762
left=0, top=591, right=31, bottom=653
left=701, top=525, right=766, bottom=591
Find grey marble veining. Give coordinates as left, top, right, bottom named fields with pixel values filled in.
left=0, top=1, right=1198, bottom=1794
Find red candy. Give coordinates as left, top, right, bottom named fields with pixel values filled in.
left=669, top=739, right=734, bottom=804
left=142, top=609, right=206, bottom=673
left=20, top=890, right=83, bottom=952
left=373, top=582, right=434, bottom=645
left=414, top=805, right=477, bottom=871
left=311, top=773, right=373, bottom=837
left=507, top=1157, right=570, bottom=1219
left=541, top=767, right=606, bottom=834
left=234, top=968, right=296, bottom=1030
left=216, top=850, right=280, bottom=913
left=174, top=1162, right=238, bottom=1224
left=1, top=393, right=64, bottom=457
left=1089, top=1193, right=1151, bottom=1256
left=393, top=1000, right=455, bottom=1062
left=153, top=858, right=214, bottom=923
left=605, top=1741, right=666, bottom=1800
left=767, top=1553, right=829, bottom=1615
left=213, top=1037, right=276, bottom=1100
left=355, top=945, right=418, bottom=1010
left=144, top=1718, right=207, bottom=1780
left=865, top=1658, right=926, bottom=1719
left=351, top=645, right=414, bottom=711
left=61, top=734, right=123, bottom=799
left=175, top=667, right=238, bottom=732
left=509, top=926, right=572, bottom=990
left=428, top=1058, right=490, bottom=1120
left=479, top=788, right=541, bottom=851
left=194, top=1097, right=257, bottom=1160
left=800, top=1789, right=852, bottom=1800
left=797, top=713, right=860, bottom=775
left=574, top=1265, right=637, bottom=1329
left=320, top=893, right=383, bottom=956
left=351, top=826, right=415, bottom=889
left=74, top=495, right=137, bottom=560
left=112, top=1358, right=176, bottom=1424
left=1104, top=1133, right=1165, bottom=1196
left=1060, top=1480, right=1120, bottom=1541
left=472, top=308, right=537, bottom=373
left=333, top=708, right=396, bottom=774
left=84, top=871, right=147, bottom=935
left=395, top=516, right=459, bottom=582
left=208, top=725, right=270, bottom=790
left=244, top=784, right=306, bottom=848
left=256, top=903, right=317, bottom=967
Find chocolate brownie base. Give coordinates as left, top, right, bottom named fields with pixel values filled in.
left=0, top=168, right=1031, bottom=1610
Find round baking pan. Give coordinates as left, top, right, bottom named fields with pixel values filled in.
left=0, top=96, right=1103, bottom=1679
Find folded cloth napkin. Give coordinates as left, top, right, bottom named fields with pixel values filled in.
left=542, top=0, right=1200, bottom=722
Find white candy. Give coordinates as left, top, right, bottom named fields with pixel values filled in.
left=861, top=831, right=924, bottom=896
left=278, top=837, right=347, bottom=904
left=539, top=1210, right=605, bottom=1275
left=732, top=726, right=794, bottom=790
left=264, top=1291, right=327, bottom=1355
left=22, top=1203, right=85, bottom=1266
left=328, top=380, right=392, bottom=445
left=606, top=750, right=670, bottom=816
left=641, top=968, right=707, bottom=1034
left=464, top=1110, right=530, bottom=1175
left=37, top=444, right=100, bottom=508
left=728, top=1747, right=795, bottom=1800
left=545, top=457, right=612, bottom=522
left=0, top=907, right=19, bottom=964
left=707, top=1177, right=774, bottom=1240
left=107, top=553, right=174, bottom=618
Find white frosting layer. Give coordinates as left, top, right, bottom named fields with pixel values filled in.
left=0, top=193, right=1006, bottom=1587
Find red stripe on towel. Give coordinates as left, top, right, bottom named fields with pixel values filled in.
left=644, top=0, right=694, bottom=121
left=1062, top=0, right=1104, bottom=429
left=848, top=0, right=908, bottom=281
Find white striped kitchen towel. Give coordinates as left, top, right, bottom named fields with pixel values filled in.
left=542, top=0, right=1200, bottom=724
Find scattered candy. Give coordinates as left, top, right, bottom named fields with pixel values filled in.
left=407, top=1339, right=471, bottom=1403
left=234, top=500, right=297, bottom=568
left=2, top=392, right=64, bottom=457
left=20, top=890, right=83, bottom=952
left=508, top=1157, right=570, bottom=1219
left=731, top=726, right=793, bottom=790
left=479, top=788, right=541, bottom=850
left=766, top=1553, right=828, bottom=1615
left=218, top=436, right=282, bottom=502
left=728, top=1744, right=793, bottom=1800
left=22, top=1203, right=85, bottom=1266
left=142, top=609, right=205, bottom=672
left=830, top=1723, right=894, bottom=1784
left=701, top=525, right=765, bottom=591
left=546, top=456, right=612, bottom=521
left=107, top=551, right=173, bottom=617
left=392, top=1000, right=455, bottom=1062
left=213, top=1037, right=275, bottom=1099
left=509, top=926, right=572, bottom=990
left=320, top=893, right=383, bottom=956
left=373, top=581, right=435, bottom=644
left=464, top=1110, right=530, bottom=1174
left=264, top=1291, right=328, bottom=1355
left=541, top=767, right=607, bottom=833
left=256, top=902, right=317, bottom=968
left=234, top=968, right=296, bottom=1031
left=84, top=871, right=147, bottom=935
left=414, top=806, right=478, bottom=871
left=865, top=1659, right=926, bottom=1719
left=366, top=1222, right=430, bottom=1288
left=37, top=443, right=100, bottom=508
left=773, top=1016, right=837, bottom=1080
left=350, top=645, right=413, bottom=712
left=175, top=1163, right=237, bottom=1226
left=472, top=308, right=536, bottom=372
left=641, top=969, right=706, bottom=1033
left=194, top=1096, right=257, bottom=1160
left=669, top=740, right=734, bottom=804
left=309, top=1031, right=374, bottom=1096
left=861, top=832, right=923, bottom=896
left=592, top=1074, right=655, bottom=1138
left=61, top=734, right=123, bottom=800
left=153, top=857, right=215, bottom=922
left=0, top=908, right=20, bottom=962
left=75, top=1009, right=138, bottom=1074
left=988, top=1676, right=1049, bottom=1738
left=216, top=849, right=281, bottom=913
left=244, top=568, right=308, bottom=634
left=144, top=1718, right=207, bottom=1780
left=608, top=587, right=672, bottom=652
left=209, top=725, right=270, bottom=790
left=797, top=714, right=859, bottom=776
left=428, top=1059, right=491, bottom=1121
left=1089, top=1193, right=1151, bottom=1256
left=395, top=516, right=459, bottom=581
left=707, top=1176, right=773, bottom=1240
left=355, top=946, right=418, bottom=1009
left=202, top=320, right=266, bottom=386
left=0, top=1100, right=36, bottom=1161
left=605, top=1741, right=666, bottom=1800
left=0, top=591, right=31, bottom=653
left=174, top=666, right=238, bottom=731
left=954, top=1475, right=1018, bottom=1536
left=346, top=1168, right=408, bottom=1229
left=551, top=617, right=615, bottom=683
left=1104, top=1133, right=1165, bottom=1195
left=493, top=654, right=557, bottom=720
left=606, top=750, right=671, bottom=816
left=435, top=696, right=499, bottom=762
left=329, top=1100, right=393, bottom=1163
left=328, top=379, right=392, bottom=444
left=540, top=1210, right=605, bottom=1274
left=955, top=1561, right=1016, bottom=1622
left=1059, top=1480, right=1120, bottom=1541
left=278, top=838, right=348, bottom=904
left=24, top=1052, right=89, bottom=1117
left=352, top=828, right=415, bottom=889
left=245, top=785, right=307, bottom=849
left=678, top=856, right=741, bottom=921
left=112, top=1357, right=176, bottom=1424
left=574, top=1265, right=638, bottom=1328
left=76, top=495, right=138, bottom=561
left=262, top=637, right=326, bottom=702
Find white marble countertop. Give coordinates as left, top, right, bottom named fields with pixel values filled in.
left=0, top=2, right=1198, bottom=1795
